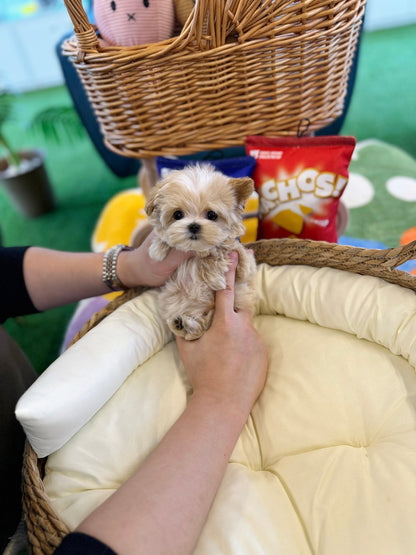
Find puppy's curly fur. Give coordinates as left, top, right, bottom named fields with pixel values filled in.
left=145, top=164, right=257, bottom=340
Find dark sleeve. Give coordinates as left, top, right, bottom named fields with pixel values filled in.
left=0, top=246, right=39, bottom=323
left=54, top=532, right=118, bottom=554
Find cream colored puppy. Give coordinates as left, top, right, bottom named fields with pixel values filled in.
left=145, top=164, right=257, bottom=340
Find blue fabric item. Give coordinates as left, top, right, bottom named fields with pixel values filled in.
left=338, top=236, right=388, bottom=250
left=55, top=35, right=141, bottom=178
left=156, top=155, right=257, bottom=178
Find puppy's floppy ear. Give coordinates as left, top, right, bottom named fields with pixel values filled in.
left=229, top=177, right=254, bottom=205
left=145, top=184, right=160, bottom=217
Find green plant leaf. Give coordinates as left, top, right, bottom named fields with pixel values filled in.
left=0, top=89, right=20, bottom=165
left=29, top=106, right=86, bottom=144
left=0, top=90, right=14, bottom=130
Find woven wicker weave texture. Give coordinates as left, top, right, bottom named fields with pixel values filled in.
left=61, top=0, right=366, bottom=158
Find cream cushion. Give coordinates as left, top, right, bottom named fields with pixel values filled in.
left=39, top=264, right=416, bottom=552
left=16, top=290, right=172, bottom=458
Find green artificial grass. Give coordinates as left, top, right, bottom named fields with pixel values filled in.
left=341, top=24, right=416, bottom=157
left=1, top=88, right=137, bottom=373
left=1, top=24, right=415, bottom=374
left=345, top=140, right=416, bottom=247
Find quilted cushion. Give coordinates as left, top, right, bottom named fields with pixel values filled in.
left=38, top=265, right=416, bottom=552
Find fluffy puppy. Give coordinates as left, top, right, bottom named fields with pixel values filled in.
left=145, top=164, right=257, bottom=340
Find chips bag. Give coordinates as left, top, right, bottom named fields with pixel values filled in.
left=245, top=135, right=356, bottom=242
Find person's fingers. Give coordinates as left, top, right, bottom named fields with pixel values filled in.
left=213, top=251, right=238, bottom=318
left=175, top=335, right=197, bottom=363
left=135, top=228, right=155, bottom=250
left=141, top=231, right=163, bottom=254
left=175, top=335, right=183, bottom=353
left=175, top=335, right=187, bottom=350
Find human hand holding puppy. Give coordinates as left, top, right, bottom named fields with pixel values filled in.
left=145, top=164, right=258, bottom=340
left=176, top=251, right=268, bottom=415
left=116, top=231, right=195, bottom=288
left=70, top=252, right=267, bottom=555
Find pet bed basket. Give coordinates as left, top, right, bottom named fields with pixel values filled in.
left=21, top=238, right=416, bottom=555
left=61, top=0, right=366, bottom=158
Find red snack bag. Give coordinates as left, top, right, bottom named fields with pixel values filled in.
left=245, top=135, right=356, bottom=242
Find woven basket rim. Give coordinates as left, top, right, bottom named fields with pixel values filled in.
left=61, top=0, right=366, bottom=58
left=61, top=18, right=366, bottom=69
left=70, top=238, right=416, bottom=344
left=62, top=23, right=362, bottom=60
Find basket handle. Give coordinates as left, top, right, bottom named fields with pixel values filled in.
left=178, top=0, right=256, bottom=50
left=63, top=0, right=99, bottom=53
left=179, top=0, right=366, bottom=51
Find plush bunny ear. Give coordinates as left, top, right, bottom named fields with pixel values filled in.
left=229, top=177, right=254, bottom=205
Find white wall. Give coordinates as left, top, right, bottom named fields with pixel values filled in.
left=0, top=9, right=72, bottom=92
left=364, top=0, right=416, bottom=30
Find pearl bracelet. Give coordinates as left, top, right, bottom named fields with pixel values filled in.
left=102, top=244, right=133, bottom=291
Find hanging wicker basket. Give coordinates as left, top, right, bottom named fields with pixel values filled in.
left=61, top=0, right=366, bottom=159
left=22, top=237, right=416, bottom=554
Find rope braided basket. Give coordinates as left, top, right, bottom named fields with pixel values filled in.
left=61, top=0, right=366, bottom=158
left=22, top=238, right=416, bottom=554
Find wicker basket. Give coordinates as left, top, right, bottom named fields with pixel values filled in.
left=61, top=0, right=366, bottom=159
left=22, top=237, right=416, bottom=554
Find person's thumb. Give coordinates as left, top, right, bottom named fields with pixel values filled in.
left=213, top=251, right=238, bottom=317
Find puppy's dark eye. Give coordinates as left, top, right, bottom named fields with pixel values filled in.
left=110, top=0, right=116, bottom=10
left=173, top=210, right=184, bottom=220
left=207, top=210, right=218, bottom=221
left=143, top=0, right=150, bottom=6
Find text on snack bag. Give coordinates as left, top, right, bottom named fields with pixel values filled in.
left=259, top=168, right=348, bottom=214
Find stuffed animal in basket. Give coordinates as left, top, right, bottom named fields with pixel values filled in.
left=145, top=164, right=257, bottom=340
left=94, top=0, right=175, bottom=46
left=173, top=0, right=195, bottom=26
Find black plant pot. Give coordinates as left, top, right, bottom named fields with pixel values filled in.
left=0, top=150, right=55, bottom=218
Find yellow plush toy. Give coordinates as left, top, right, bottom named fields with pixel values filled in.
left=92, top=185, right=258, bottom=254
left=91, top=188, right=147, bottom=253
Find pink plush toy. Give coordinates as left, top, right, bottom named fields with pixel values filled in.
left=94, top=0, right=175, bottom=47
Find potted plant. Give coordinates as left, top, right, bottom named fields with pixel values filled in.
left=0, top=89, right=84, bottom=218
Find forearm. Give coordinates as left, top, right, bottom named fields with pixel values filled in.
left=76, top=393, right=248, bottom=555
left=23, top=248, right=108, bottom=311
left=22, top=239, right=192, bottom=312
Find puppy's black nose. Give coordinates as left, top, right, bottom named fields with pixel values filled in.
left=188, top=223, right=201, bottom=235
